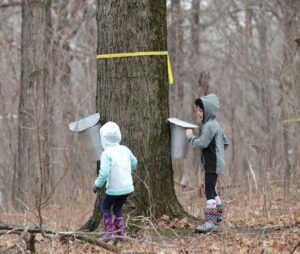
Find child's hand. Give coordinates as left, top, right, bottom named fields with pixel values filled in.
left=92, top=184, right=99, bottom=193
left=186, top=129, right=193, bottom=136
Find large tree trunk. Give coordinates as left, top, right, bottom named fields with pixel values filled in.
left=82, top=0, right=186, bottom=231
left=15, top=0, right=51, bottom=210
left=96, top=0, right=185, bottom=217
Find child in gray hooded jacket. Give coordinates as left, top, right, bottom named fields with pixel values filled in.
left=186, top=93, right=228, bottom=233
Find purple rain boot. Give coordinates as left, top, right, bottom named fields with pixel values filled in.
left=101, top=215, right=115, bottom=242
left=114, top=216, right=126, bottom=240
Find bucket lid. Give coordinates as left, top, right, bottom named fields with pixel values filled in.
left=69, top=113, right=100, bottom=132
left=167, top=117, right=198, bottom=128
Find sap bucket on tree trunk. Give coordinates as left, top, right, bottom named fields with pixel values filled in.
left=167, top=117, right=198, bottom=159
left=68, top=113, right=103, bottom=161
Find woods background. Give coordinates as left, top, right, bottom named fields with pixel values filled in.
left=0, top=0, right=299, bottom=223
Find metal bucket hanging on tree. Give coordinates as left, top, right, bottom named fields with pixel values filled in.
left=68, top=113, right=102, bottom=161
left=167, top=117, right=198, bottom=159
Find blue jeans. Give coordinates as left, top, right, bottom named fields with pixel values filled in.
left=101, top=194, right=129, bottom=218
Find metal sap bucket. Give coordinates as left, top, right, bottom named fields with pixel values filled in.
left=167, top=117, right=198, bottom=159
left=68, top=113, right=102, bottom=161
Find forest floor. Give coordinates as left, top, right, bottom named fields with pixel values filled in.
left=0, top=185, right=299, bottom=254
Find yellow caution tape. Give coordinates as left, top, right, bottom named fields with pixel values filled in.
left=96, top=51, right=173, bottom=85
left=282, top=118, right=300, bottom=123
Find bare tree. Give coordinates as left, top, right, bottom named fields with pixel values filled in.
left=82, top=0, right=186, bottom=231
left=1, top=0, right=299, bottom=227
left=258, top=0, right=271, bottom=131
left=14, top=0, right=52, bottom=209
left=169, top=0, right=184, bottom=117
left=279, top=0, right=300, bottom=194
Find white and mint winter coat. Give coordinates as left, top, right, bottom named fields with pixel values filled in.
left=187, top=94, right=229, bottom=174
left=94, top=122, right=137, bottom=195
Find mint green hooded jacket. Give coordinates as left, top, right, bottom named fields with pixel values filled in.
left=94, top=122, right=137, bottom=195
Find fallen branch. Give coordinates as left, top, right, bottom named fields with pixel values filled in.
left=222, top=224, right=297, bottom=236
left=73, top=235, right=120, bottom=253
left=0, top=223, right=120, bottom=253
left=0, top=226, right=28, bottom=253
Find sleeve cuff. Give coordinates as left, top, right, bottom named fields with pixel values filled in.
left=186, top=134, right=194, bottom=142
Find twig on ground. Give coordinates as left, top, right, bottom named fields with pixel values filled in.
left=0, top=244, right=17, bottom=253
left=291, top=240, right=300, bottom=254
left=15, top=243, right=25, bottom=254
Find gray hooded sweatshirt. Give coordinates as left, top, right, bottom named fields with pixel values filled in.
left=187, top=94, right=229, bottom=173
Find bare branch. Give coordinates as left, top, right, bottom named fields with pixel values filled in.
left=0, top=1, right=21, bottom=9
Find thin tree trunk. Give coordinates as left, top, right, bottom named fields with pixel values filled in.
left=258, top=0, right=273, bottom=177
left=293, top=2, right=300, bottom=177
left=191, top=0, right=200, bottom=58
left=242, top=1, right=256, bottom=181
left=169, top=0, right=184, bottom=117
left=294, top=38, right=300, bottom=177
left=279, top=0, right=299, bottom=195
left=259, top=0, right=271, bottom=131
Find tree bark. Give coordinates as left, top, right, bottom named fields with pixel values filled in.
left=80, top=161, right=103, bottom=231
left=15, top=0, right=51, bottom=209
left=84, top=0, right=186, bottom=230
left=279, top=0, right=300, bottom=195
left=259, top=0, right=271, bottom=132
left=191, top=0, right=200, bottom=58
left=294, top=38, right=300, bottom=176
left=169, top=0, right=184, bottom=117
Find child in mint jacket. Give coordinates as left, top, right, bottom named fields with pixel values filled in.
left=92, top=121, right=137, bottom=242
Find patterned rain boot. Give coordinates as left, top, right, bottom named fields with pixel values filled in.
left=114, top=216, right=126, bottom=240
left=195, top=207, right=218, bottom=233
left=215, top=196, right=223, bottom=226
left=216, top=204, right=224, bottom=226
left=101, top=215, right=115, bottom=242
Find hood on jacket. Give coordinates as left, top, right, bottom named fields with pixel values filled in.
left=100, top=121, right=121, bottom=149
left=200, top=93, right=220, bottom=123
